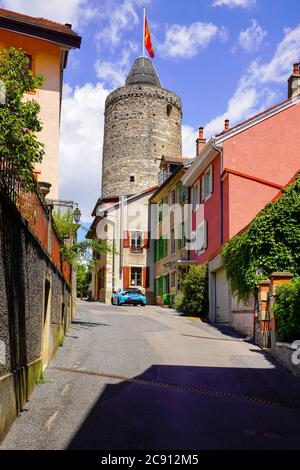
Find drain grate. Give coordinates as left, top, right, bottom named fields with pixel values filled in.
left=51, top=366, right=300, bottom=412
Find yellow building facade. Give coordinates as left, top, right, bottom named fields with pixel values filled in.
left=0, top=8, right=81, bottom=198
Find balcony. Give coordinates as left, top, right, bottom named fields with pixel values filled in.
left=130, top=246, right=143, bottom=254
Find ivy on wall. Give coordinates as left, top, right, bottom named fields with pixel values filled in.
left=222, top=174, right=300, bottom=300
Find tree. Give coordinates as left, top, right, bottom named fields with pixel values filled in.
left=175, top=264, right=209, bottom=316
left=77, top=263, right=92, bottom=298
left=52, top=209, right=113, bottom=266
left=53, top=209, right=78, bottom=239
left=0, top=47, right=45, bottom=189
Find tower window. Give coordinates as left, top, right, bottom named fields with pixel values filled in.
left=167, top=104, right=172, bottom=117
left=130, top=175, right=135, bottom=182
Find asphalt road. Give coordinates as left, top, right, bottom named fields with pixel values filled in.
left=2, top=300, right=300, bottom=450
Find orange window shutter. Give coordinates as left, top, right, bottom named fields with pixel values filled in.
left=123, top=266, right=130, bottom=288
left=143, top=231, right=150, bottom=248
left=143, top=266, right=150, bottom=288
left=123, top=231, right=130, bottom=248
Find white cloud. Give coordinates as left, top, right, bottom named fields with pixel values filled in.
left=239, top=19, right=267, bottom=52
left=203, top=24, right=300, bottom=137
left=95, top=42, right=138, bottom=88
left=159, top=22, right=228, bottom=59
left=0, top=0, right=96, bottom=29
left=212, top=0, right=255, bottom=8
left=60, top=83, right=109, bottom=222
left=255, top=24, right=300, bottom=83
left=182, top=125, right=198, bottom=158
left=96, top=0, right=149, bottom=48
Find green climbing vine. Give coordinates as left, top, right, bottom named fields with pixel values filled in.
left=222, top=174, right=300, bottom=300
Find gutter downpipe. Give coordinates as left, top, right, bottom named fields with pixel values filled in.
left=211, top=138, right=224, bottom=324
left=212, top=138, right=224, bottom=246
left=104, top=212, right=115, bottom=293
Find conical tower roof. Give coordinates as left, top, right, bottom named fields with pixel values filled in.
left=125, top=56, right=161, bottom=87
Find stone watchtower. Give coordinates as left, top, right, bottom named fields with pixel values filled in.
left=101, top=57, right=182, bottom=198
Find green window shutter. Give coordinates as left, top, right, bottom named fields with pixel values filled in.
left=154, top=278, right=157, bottom=297
left=159, top=276, right=163, bottom=295
left=166, top=274, right=170, bottom=293
left=177, top=181, right=182, bottom=204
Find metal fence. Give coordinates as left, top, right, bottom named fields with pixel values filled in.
left=0, top=155, right=22, bottom=203
left=0, top=155, right=71, bottom=284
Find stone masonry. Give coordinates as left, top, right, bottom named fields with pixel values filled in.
left=101, top=57, right=182, bottom=198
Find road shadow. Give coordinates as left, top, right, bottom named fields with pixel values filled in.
left=67, top=363, right=300, bottom=450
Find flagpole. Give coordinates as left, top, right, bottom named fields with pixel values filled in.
left=142, top=7, right=145, bottom=57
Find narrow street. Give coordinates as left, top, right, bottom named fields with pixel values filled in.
left=2, top=300, right=300, bottom=450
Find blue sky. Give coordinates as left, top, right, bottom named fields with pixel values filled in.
left=1, top=0, right=300, bottom=230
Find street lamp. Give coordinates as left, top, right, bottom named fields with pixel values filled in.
left=73, top=207, right=81, bottom=224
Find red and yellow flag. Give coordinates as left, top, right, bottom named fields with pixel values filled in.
left=144, top=17, right=154, bottom=59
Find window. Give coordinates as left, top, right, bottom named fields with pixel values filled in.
left=192, top=180, right=200, bottom=211
left=171, top=189, right=176, bottom=206
left=196, top=221, right=208, bottom=254
left=202, top=165, right=213, bottom=201
left=159, top=276, right=164, bottom=296
left=177, top=222, right=185, bottom=250
left=130, top=175, right=135, bottom=182
left=159, top=201, right=163, bottom=222
left=162, top=195, right=169, bottom=218
left=167, top=104, right=172, bottom=117
left=131, top=267, right=142, bottom=286
left=130, top=231, right=142, bottom=253
left=170, top=228, right=175, bottom=253
left=163, top=274, right=170, bottom=294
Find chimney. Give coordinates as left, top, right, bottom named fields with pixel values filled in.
left=196, top=127, right=206, bottom=156
left=224, top=119, right=230, bottom=131
left=288, top=63, right=300, bottom=98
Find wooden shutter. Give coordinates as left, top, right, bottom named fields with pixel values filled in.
left=123, top=231, right=130, bottom=248
left=123, top=266, right=130, bottom=288
left=142, top=231, right=149, bottom=248
left=142, top=266, right=150, bottom=288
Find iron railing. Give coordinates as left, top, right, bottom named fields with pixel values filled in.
left=0, top=155, right=71, bottom=284
left=0, top=155, right=22, bottom=203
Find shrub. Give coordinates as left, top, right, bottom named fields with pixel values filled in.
left=175, top=264, right=208, bottom=316
left=274, top=277, right=300, bottom=342
left=174, top=292, right=184, bottom=311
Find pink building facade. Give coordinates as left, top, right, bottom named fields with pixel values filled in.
left=183, top=64, right=300, bottom=336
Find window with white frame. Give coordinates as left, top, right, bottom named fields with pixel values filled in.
left=130, top=231, right=142, bottom=252
left=131, top=267, right=142, bottom=286
left=196, top=221, right=207, bottom=254
left=202, top=165, right=213, bottom=201
left=192, top=180, right=200, bottom=211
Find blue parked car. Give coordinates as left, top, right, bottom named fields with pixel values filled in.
left=111, top=288, right=146, bottom=306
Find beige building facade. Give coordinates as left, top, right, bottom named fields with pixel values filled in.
left=0, top=8, right=81, bottom=198
left=150, top=157, right=193, bottom=306
left=88, top=187, right=157, bottom=304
